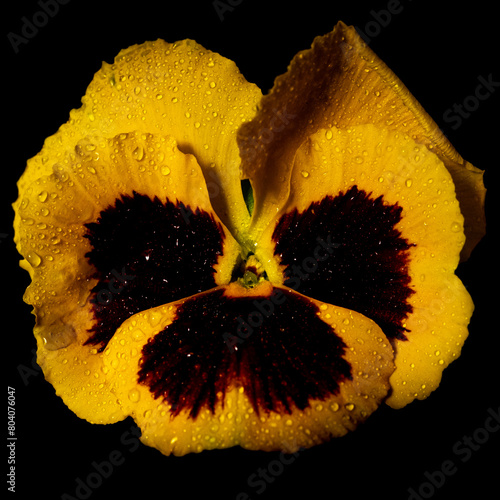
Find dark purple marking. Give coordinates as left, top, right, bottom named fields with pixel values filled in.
left=138, top=288, right=352, bottom=418
left=83, top=192, right=225, bottom=350
left=272, top=185, right=415, bottom=340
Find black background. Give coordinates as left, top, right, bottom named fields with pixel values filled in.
left=3, top=1, right=498, bottom=499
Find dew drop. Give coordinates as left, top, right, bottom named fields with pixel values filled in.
left=133, top=146, right=145, bottom=161
left=128, top=389, right=140, bottom=402
left=378, top=176, right=384, bottom=183
left=405, top=178, right=413, bottom=187
left=26, top=251, right=42, bottom=267
left=42, top=320, right=76, bottom=350
left=330, top=402, right=340, bottom=412
left=160, top=166, right=171, bottom=176
left=450, top=221, right=462, bottom=233
left=37, top=191, right=48, bottom=203
left=301, top=170, right=310, bottom=178
left=345, top=403, right=355, bottom=411
left=325, top=129, right=333, bottom=140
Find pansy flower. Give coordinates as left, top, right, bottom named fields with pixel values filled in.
left=13, top=22, right=485, bottom=456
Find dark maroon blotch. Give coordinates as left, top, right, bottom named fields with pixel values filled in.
left=83, top=192, right=225, bottom=350
left=272, top=185, right=415, bottom=340
left=138, top=288, right=352, bottom=419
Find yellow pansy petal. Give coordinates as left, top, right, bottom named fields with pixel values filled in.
left=17, top=39, right=262, bottom=241
left=257, top=124, right=473, bottom=408
left=13, top=131, right=240, bottom=422
left=104, top=281, right=394, bottom=456
left=239, top=21, right=485, bottom=259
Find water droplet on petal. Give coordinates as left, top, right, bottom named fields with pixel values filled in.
left=37, top=191, right=48, bottom=203
left=133, top=146, right=145, bottom=161
left=160, top=166, right=171, bottom=176
left=301, top=170, right=310, bottom=178
left=128, top=389, right=140, bottom=402
left=42, top=320, right=76, bottom=350
left=345, top=403, right=355, bottom=411
left=26, top=251, right=42, bottom=267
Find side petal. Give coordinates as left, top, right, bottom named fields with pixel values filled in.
left=238, top=21, right=485, bottom=259
left=17, top=39, right=262, bottom=240
left=104, top=281, right=394, bottom=456
left=13, top=131, right=241, bottom=422
left=257, top=124, right=473, bottom=408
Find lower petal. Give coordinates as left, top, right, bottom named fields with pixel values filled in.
left=104, top=281, right=394, bottom=455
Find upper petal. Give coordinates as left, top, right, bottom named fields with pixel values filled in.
left=16, top=39, right=262, bottom=241
left=238, top=21, right=485, bottom=259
